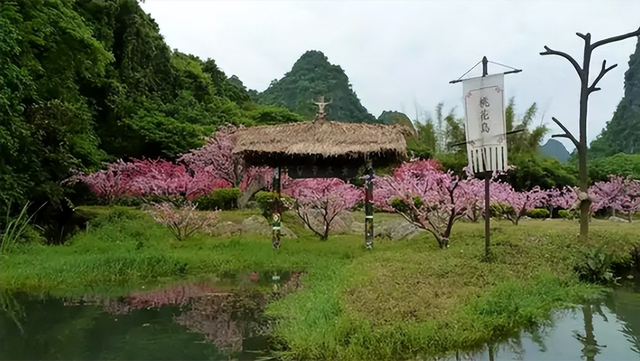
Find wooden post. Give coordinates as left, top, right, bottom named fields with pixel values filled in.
left=484, top=172, right=491, bottom=258
left=364, top=162, right=374, bottom=250
left=482, top=56, right=491, bottom=259
left=272, top=167, right=281, bottom=249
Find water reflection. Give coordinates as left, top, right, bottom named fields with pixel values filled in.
left=442, top=285, right=640, bottom=361
left=0, top=271, right=301, bottom=361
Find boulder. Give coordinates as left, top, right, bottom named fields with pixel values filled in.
left=376, top=220, right=423, bottom=240
left=241, top=215, right=297, bottom=238
left=609, top=216, right=629, bottom=223
left=210, top=221, right=243, bottom=237
left=302, top=210, right=354, bottom=235
left=351, top=221, right=365, bottom=234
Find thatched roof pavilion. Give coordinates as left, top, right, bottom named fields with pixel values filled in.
left=231, top=109, right=409, bottom=169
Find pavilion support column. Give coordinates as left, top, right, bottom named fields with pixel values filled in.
left=364, top=162, right=374, bottom=250
left=272, top=167, right=282, bottom=249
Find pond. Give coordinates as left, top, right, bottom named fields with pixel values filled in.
left=1, top=276, right=639, bottom=361
left=444, top=283, right=640, bottom=361
left=0, top=271, right=299, bottom=361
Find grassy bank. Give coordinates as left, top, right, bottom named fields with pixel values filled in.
left=1, top=206, right=638, bottom=359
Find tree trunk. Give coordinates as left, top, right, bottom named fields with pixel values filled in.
left=237, top=180, right=265, bottom=209
left=577, top=37, right=591, bottom=242
left=439, top=228, right=452, bottom=249
left=437, top=236, right=450, bottom=249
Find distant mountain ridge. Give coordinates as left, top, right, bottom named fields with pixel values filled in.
left=255, top=50, right=378, bottom=123
left=540, top=139, right=571, bottom=163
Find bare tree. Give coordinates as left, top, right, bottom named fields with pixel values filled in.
left=540, top=26, right=640, bottom=242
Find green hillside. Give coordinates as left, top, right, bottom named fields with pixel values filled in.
left=590, top=37, right=640, bottom=157
left=256, top=50, right=378, bottom=123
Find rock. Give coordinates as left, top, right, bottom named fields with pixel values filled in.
left=210, top=221, right=243, bottom=237
left=351, top=221, right=365, bottom=234
left=609, top=216, right=629, bottom=223
left=303, top=210, right=354, bottom=235
left=241, top=215, right=297, bottom=238
left=245, top=201, right=259, bottom=209
left=376, top=220, right=423, bottom=240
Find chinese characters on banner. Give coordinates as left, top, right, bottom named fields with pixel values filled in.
left=462, top=74, right=508, bottom=173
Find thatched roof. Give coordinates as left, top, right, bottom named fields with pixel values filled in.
left=231, top=120, right=410, bottom=167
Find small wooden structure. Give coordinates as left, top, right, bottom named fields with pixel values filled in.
left=231, top=97, right=408, bottom=249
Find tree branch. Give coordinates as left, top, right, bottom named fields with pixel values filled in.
left=591, top=26, right=640, bottom=50
left=540, top=46, right=582, bottom=77
left=576, top=32, right=589, bottom=41
left=550, top=117, right=579, bottom=149
left=589, top=60, right=617, bottom=93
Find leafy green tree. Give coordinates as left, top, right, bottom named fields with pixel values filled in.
left=505, top=99, right=548, bottom=155
left=587, top=153, right=640, bottom=182
left=507, top=156, right=577, bottom=191
left=1, top=0, right=302, bottom=230
left=246, top=105, right=304, bottom=126
left=0, top=0, right=112, bottom=216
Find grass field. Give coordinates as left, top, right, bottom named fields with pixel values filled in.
left=1, top=206, right=638, bottom=359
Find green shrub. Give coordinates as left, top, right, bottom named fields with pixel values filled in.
left=390, top=197, right=423, bottom=214
left=489, top=203, right=513, bottom=219
left=255, top=191, right=293, bottom=220
left=195, top=188, right=242, bottom=211
left=558, top=209, right=578, bottom=219
left=90, top=207, right=141, bottom=229
left=114, top=196, right=144, bottom=207
left=527, top=208, right=550, bottom=219
left=575, top=246, right=619, bottom=285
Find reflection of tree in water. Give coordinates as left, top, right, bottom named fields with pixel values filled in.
left=174, top=289, right=268, bottom=352
left=67, top=273, right=304, bottom=353
left=67, top=283, right=225, bottom=315
left=174, top=272, right=304, bottom=352
left=573, top=304, right=605, bottom=361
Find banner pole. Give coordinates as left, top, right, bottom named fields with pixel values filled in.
left=481, top=56, right=491, bottom=259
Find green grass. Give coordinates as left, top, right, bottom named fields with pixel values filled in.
left=1, top=206, right=639, bottom=359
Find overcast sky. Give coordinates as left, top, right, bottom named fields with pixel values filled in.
left=140, top=0, right=639, bottom=151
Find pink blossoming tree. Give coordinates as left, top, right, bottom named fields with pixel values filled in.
left=149, top=202, right=219, bottom=241
left=66, top=159, right=228, bottom=205
left=64, top=160, right=141, bottom=204
left=588, top=176, right=640, bottom=221
left=547, top=186, right=578, bottom=210
left=178, top=125, right=238, bottom=186
left=373, top=159, right=474, bottom=249
left=284, top=178, right=361, bottom=241
left=611, top=178, right=640, bottom=221
left=490, top=184, right=547, bottom=225
left=128, top=159, right=228, bottom=204
left=178, top=125, right=275, bottom=206
left=587, top=176, right=625, bottom=217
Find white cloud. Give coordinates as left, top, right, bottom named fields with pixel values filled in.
left=141, top=0, right=640, bottom=151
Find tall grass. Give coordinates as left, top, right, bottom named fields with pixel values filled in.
left=0, top=202, right=45, bottom=256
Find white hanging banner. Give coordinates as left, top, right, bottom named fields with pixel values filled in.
left=462, top=74, right=508, bottom=173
